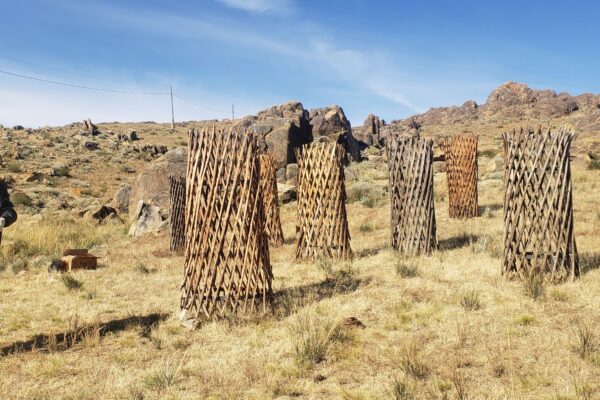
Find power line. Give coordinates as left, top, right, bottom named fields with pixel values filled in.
left=0, top=68, right=170, bottom=95
left=0, top=55, right=131, bottom=85
left=173, top=93, right=227, bottom=114
left=0, top=65, right=230, bottom=119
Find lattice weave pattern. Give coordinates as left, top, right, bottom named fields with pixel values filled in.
left=168, top=174, right=186, bottom=253
left=440, top=134, right=478, bottom=218
left=387, top=136, right=437, bottom=255
left=295, top=142, right=351, bottom=260
left=180, top=129, right=272, bottom=319
left=259, top=154, right=285, bottom=245
left=502, top=127, right=578, bottom=282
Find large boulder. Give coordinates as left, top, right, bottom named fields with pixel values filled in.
left=128, top=147, right=187, bottom=219
left=309, top=105, right=361, bottom=161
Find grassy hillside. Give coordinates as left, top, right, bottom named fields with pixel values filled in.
left=0, top=153, right=599, bottom=399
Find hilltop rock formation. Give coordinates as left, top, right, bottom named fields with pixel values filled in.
left=389, top=81, right=595, bottom=131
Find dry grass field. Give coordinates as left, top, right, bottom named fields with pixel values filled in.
left=0, top=154, right=599, bottom=400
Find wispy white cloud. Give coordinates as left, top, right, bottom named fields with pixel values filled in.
left=7, top=1, right=495, bottom=126
left=216, top=0, right=296, bottom=14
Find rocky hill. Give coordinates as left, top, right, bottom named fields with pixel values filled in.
left=353, top=81, right=600, bottom=157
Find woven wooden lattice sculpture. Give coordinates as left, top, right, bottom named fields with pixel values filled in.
left=295, top=141, right=351, bottom=260
left=169, top=174, right=186, bottom=253
left=259, top=154, right=285, bottom=245
left=502, top=127, right=579, bottom=282
left=440, top=134, right=478, bottom=218
left=387, top=135, right=437, bottom=255
left=180, top=128, right=272, bottom=320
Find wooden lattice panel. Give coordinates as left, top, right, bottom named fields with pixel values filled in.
left=386, top=136, right=437, bottom=255
left=168, top=174, right=186, bottom=253
left=502, top=127, right=579, bottom=282
left=295, top=142, right=351, bottom=260
left=180, top=128, right=272, bottom=320
left=259, top=154, right=285, bottom=245
left=440, top=134, right=478, bottom=218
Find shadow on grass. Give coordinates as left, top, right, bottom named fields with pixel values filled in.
left=438, top=234, right=480, bottom=251
left=272, top=272, right=363, bottom=319
left=478, top=203, right=503, bottom=214
left=580, top=252, right=600, bottom=275
left=0, top=312, right=169, bottom=357
left=355, top=244, right=389, bottom=258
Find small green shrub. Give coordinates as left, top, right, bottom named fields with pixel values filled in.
left=515, top=314, right=536, bottom=326
left=397, top=342, right=429, bottom=380
left=460, top=290, right=483, bottom=311
left=288, top=313, right=348, bottom=367
left=588, top=159, right=600, bottom=170
left=478, top=149, right=497, bottom=158
left=6, top=162, right=22, bottom=173
left=574, top=323, right=597, bottom=360
left=358, top=223, right=373, bottom=233
left=389, top=377, right=412, bottom=400
left=395, top=258, right=419, bottom=278
left=61, top=274, right=83, bottom=290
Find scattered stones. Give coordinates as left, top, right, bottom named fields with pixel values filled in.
left=276, top=168, right=286, bottom=184
left=25, top=172, right=45, bottom=182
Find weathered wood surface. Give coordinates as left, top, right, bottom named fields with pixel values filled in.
left=502, top=127, right=578, bottom=282
left=168, top=174, right=186, bottom=253
left=259, top=154, right=285, bottom=245
left=386, top=135, right=437, bottom=255
left=440, top=134, right=478, bottom=218
left=295, top=141, right=351, bottom=260
left=180, top=128, right=272, bottom=320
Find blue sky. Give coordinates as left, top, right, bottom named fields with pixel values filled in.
left=0, top=0, right=598, bottom=127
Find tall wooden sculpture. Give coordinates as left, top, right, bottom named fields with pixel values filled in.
left=259, top=153, right=285, bottom=245
left=295, top=141, right=351, bottom=260
left=180, top=128, right=272, bottom=320
left=440, top=134, right=478, bottom=218
left=387, top=135, right=437, bottom=255
left=502, top=127, right=578, bottom=282
left=168, top=174, right=186, bottom=253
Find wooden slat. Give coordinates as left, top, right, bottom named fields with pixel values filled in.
left=168, top=174, right=186, bottom=253
left=259, top=154, right=285, bottom=245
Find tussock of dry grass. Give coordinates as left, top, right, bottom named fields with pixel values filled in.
left=0, top=159, right=599, bottom=399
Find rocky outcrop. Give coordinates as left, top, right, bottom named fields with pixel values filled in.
left=246, top=101, right=312, bottom=169
left=361, top=114, right=385, bottom=146
left=309, top=105, right=361, bottom=161
left=128, top=147, right=187, bottom=219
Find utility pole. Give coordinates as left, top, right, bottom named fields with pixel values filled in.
left=232, top=104, right=235, bottom=121
left=170, top=86, right=175, bottom=131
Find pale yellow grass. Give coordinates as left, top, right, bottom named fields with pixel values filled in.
left=0, top=159, right=599, bottom=400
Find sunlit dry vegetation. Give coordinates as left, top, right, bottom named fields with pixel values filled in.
left=0, top=156, right=599, bottom=399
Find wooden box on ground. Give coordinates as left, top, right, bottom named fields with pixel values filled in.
left=61, top=249, right=98, bottom=271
